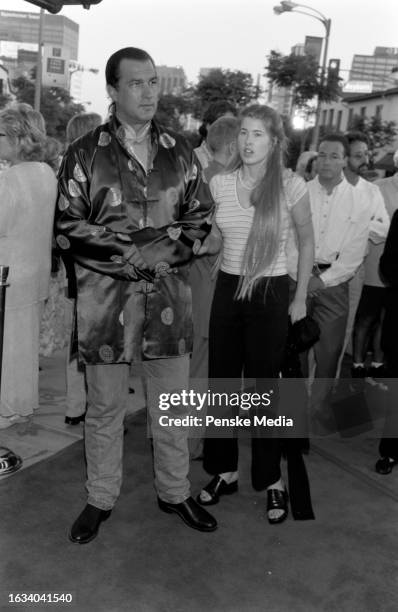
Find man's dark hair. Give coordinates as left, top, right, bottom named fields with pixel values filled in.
left=202, top=100, right=237, bottom=126
left=198, top=100, right=237, bottom=142
left=105, top=47, right=155, bottom=88
left=319, top=133, right=349, bottom=157
left=345, top=130, right=369, bottom=149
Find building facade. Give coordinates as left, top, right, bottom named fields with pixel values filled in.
left=319, top=87, right=398, bottom=158
left=156, top=65, right=186, bottom=95
left=350, top=47, right=398, bottom=92
left=0, top=9, right=79, bottom=92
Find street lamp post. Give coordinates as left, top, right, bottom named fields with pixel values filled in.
left=273, top=1, right=331, bottom=150
left=34, top=9, right=45, bottom=111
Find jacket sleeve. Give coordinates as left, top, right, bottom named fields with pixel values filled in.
left=380, top=210, right=398, bottom=287
left=133, top=149, right=214, bottom=269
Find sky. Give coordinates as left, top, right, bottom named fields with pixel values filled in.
left=2, top=0, right=398, bottom=118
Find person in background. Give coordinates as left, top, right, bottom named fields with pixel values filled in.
left=351, top=149, right=398, bottom=386
left=375, top=210, right=398, bottom=473
left=287, top=134, right=387, bottom=431
left=189, top=116, right=239, bottom=460
left=202, top=116, right=239, bottom=182
left=197, top=104, right=314, bottom=524
left=38, top=136, right=66, bottom=359
left=337, top=132, right=389, bottom=382
left=194, top=100, right=237, bottom=170
left=63, top=112, right=102, bottom=425
left=0, top=105, right=57, bottom=428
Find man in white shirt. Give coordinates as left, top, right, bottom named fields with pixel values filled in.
left=337, top=132, right=390, bottom=380
left=288, top=134, right=386, bottom=422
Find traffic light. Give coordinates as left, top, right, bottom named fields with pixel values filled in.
left=327, top=59, right=340, bottom=85
left=24, top=0, right=103, bottom=14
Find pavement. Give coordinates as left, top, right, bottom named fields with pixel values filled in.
left=0, top=350, right=145, bottom=476
left=1, top=350, right=398, bottom=612
left=1, top=349, right=398, bottom=505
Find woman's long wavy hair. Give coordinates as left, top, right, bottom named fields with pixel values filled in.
left=225, top=104, right=287, bottom=300
left=0, top=105, right=47, bottom=162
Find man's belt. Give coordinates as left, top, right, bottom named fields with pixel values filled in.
left=312, top=262, right=331, bottom=275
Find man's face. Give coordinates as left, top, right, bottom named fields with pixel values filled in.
left=347, top=140, right=369, bottom=176
left=107, top=58, right=159, bottom=127
left=317, top=140, right=346, bottom=182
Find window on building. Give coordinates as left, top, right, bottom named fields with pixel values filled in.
left=375, top=105, right=383, bottom=119
left=322, top=109, right=327, bottom=125
left=329, top=109, right=334, bottom=126
left=360, top=106, right=367, bottom=117
left=52, top=47, right=61, bottom=57
left=336, top=110, right=343, bottom=131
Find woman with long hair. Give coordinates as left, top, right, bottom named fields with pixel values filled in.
left=196, top=104, right=314, bottom=523
left=0, top=105, right=57, bottom=428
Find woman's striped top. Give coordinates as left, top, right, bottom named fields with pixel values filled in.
left=210, top=169, right=307, bottom=277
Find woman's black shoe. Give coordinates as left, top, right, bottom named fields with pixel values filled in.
left=196, top=475, right=238, bottom=506
left=375, top=456, right=397, bottom=475
left=267, top=488, right=289, bottom=524
left=65, top=414, right=85, bottom=426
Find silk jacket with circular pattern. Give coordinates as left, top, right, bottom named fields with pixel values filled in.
left=55, top=117, right=214, bottom=364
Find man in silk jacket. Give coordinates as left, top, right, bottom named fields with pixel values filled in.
left=55, top=47, right=217, bottom=543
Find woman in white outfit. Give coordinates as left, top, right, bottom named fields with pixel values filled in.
left=0, top=106, right=57, bottom=428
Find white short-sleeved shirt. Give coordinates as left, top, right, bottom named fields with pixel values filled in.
left=210, top=169, right=306, bottom=277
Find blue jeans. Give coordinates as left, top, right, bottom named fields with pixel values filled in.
left=85, top=355, right=190, bottom=510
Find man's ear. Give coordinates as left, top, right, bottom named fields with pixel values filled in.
left=106, top=83, right=117, bottom=103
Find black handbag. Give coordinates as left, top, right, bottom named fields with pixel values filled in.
left=288, top=315, right=320, bottom=354
left=282, top=316, right=320, bottom=378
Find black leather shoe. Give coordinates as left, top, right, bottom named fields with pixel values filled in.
left=158, top=496, right=217, bottom=531
left=375, top=456, right=397, bottom=475
left=69, top=504, right=112, bottom=544
left=65, top=413, right=85, bottom=426
left=196, top=475, right=238, bottom=506
left=267, top=488, right=289, bottom=525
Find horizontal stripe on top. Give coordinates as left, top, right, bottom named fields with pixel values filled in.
left=210, top=170, right=306, bottom=277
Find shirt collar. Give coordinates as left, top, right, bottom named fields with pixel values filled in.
left=115, top=115, right=152, bottom=144
left=315, top=173, right=347, bottom=195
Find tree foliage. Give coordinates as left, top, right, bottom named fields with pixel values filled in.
left=265, top=50, right=341, bottom=107
left=155, top=93, right=194, bottom=132
left=347, top=114, right=398, bottom=156
left=154, top=69, right=261, bottom=132
left=12, top=76, right=85, bottom=142
left=192, top=68, right=260, bottom=115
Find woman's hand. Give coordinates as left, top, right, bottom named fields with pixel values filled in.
left=289, top=296, right=306, bottom=324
